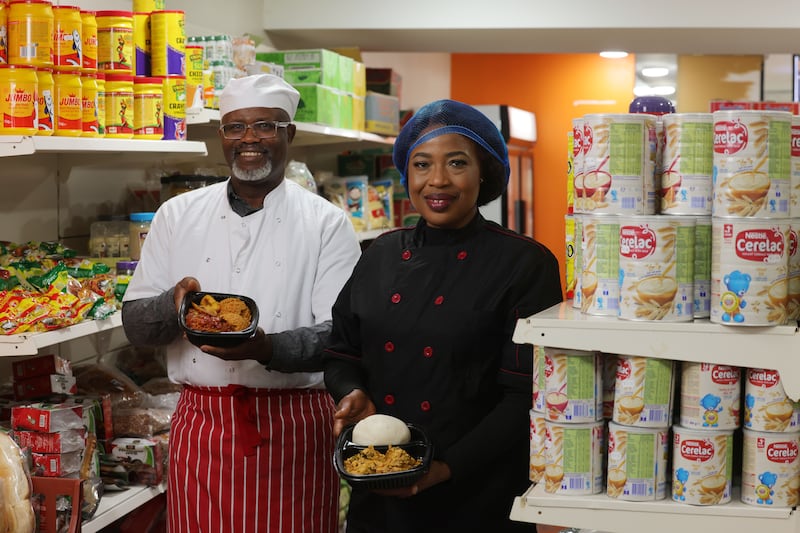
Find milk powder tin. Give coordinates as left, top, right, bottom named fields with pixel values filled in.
left=788, top=221, right=800, bottom=322
left=543, top=420, right=604, bottom=495
left=572, top=117, right=584, bottom=212
left=741, top=428, right=800, bottom=507
left=532, top=344, right=545, bottom=413
left=713, top=110, right=791, bottom=218
left=618, top=215, right=695, bottom=321
left=529, top=410, right=546, bottom=483
left=150, top=10, right=184, bottom=77
left=744, top=368, right=800, bottom=432
left=582, top=113, right=657, bottom=215
left=565, top=214, right=576, bottom=300
left=710, top=218, right=790, bottom=326
left=580, top=213, right=620, bottom=316
left=694, top=216, right=712, bottom=318
left=672, top=425, right=734, bottom=505
left=612, top=354, right=674, bottom=427
left=660, top=113, right=714, bottom=215
left=543, top=347, right=602, bottom=423
left=572, top=214, right=583, bottom=310
left=602, top=353, right=618, bottom=420
left=679, top=362, right=741, bottom=429
left=606, top=421, right=669, bottom=501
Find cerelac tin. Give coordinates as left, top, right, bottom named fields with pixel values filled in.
left=672, top=425, right=733, bottom=505
left=741, top=429, right=800, bottom=507
left=607, top=421, right=669, bottom=501
left=543, top=420, right=604, bottom=495
left=543, top=347, right=602, bottom=423
left=612, top=355, right=674, bottom=428
left=679, top=362, right=741, bottom=430
left=744, top=368, right=800, bottom=433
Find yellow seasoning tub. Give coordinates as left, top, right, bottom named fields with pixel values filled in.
left=618, top=215, right=696, bottom=321
left=679, top=362, right=741, bottom=430
left=606, top=422, right=669, bottom=501
left=52, top=69, right=82, bottom=136
left=712, top=110, right=791, bottom=218
left=80, top=10, right=98, bottom=71
left=542, top=347, right=602, bottom=423
left=744, top=368, right=800, bottom=433
left=150, top=10, right=185, bottom=77
left=95, top=72, right=105, bottom=136
left=672, top=425, right=733, bottom=505
left=741, top=428, right=800, bottom=507
left=80, top=71, right=99, bottom=137
left=612, top=354, right=674, bottom=427
left=543, top=420, right=604, bottom=495
left=96, top=10, right=133, bottom=74
left=133, top=76, right=163, bottom=139
left=132, top=11, right=151, bottom=76
left=160, top=74, right=185, bottom=140
left=52, top=5, right=82, bottom=69
left=185, top=44, right=204, bottom=112
left=710, top=218, right=790, bottom=325
left=8, top=0, right=53, bottom=67
left=104, top=73, right=133, bottom=138
left=34, top=67, right=53, bottom=135
left=133, top=0, right=166, bottom=13
left=580, top=213, right=619, bottom=316
left=0, top=64, right=37, bottom=134
left=529, top=410, right=546, bottom=483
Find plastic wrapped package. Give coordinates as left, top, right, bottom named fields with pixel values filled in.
left=0, top=432, right=36, bottom=533
left=285, top=160, right=318, bottom=193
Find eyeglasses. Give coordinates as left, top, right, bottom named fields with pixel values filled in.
left=219, top=120, right=292, bottom=140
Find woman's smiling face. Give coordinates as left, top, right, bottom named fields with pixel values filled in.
left=407, top=133, right=481, bottom=229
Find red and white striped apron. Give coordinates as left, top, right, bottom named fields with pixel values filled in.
left=167, top=385, right=339, bottom=533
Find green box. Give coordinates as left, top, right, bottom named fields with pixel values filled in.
left=294, top=83, right=337, bottom=126
left=284, top=68, right=325, bottom=86
left=338, top=54, right=354, bottom=94
left=338, top=92, right=353, bottom=130
left=256, top=49, right=342, bottom=90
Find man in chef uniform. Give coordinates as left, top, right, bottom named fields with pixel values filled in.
left=121, top=74, right=361, bottom=533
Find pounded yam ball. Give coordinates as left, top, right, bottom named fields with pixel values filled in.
left=220, top=312, right=249, bottom=332
left=219, top=298, right=252, bottom=323
left=352, top=414, right=411, bottom=446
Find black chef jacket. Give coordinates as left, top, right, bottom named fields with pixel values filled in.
left=324, top=214, right=563, bottom=533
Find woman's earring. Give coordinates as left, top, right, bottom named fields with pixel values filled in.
left=480, top=178, right=485, bottom=183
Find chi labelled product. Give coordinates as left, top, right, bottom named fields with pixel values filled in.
left=8, top=0, right=53, bottom=67
left=543, top=420, right=604, bottom=495
left=618, top=215, right=695, bottom=322
left=710, top=218, right=789, bottom=326
left=672, top=425, right=733, bottom=505
left=712, top=109, right=791, bottom=218
left=564, top=214, right=576, bottom=300
left=543, top=347, right=602, bottom=423
left=612, top=355, right=674, bottom=428
left=580, top=213, right=619, bottom=316
left=606, top=421, right=669, bottom=501
left=744, top=368, right=800, bottom=432
left=741, top=429, right=800, bottom=507
left=680, top=362, right=741, bottom=430
left=0, top=64, right=37, bottom=135
left=185, top=43, right=204, bottom=112
left=582, top=113, right=657, bottom=215
left=660, top=113, right=714, bottom=215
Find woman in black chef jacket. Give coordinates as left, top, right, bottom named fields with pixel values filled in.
left=324, top=99, right=563, bottom=533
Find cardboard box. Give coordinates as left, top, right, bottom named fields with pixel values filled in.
left=15, top=429, right=86, bottom=453
left=245, top=61, right=284, bottom=78
left=13, top=354, right=72, bottom=380
left=11, top=403, right=84, bottom=432
left=294, top=83, right=338, bottom=126
left=339, top=54, right=354, bottom=94
left=709, top=100, right=757, bottom=112
left=14, top=374, right=77, bottom=400
left=259, top=49, right=342, bottom=90
left=31, top=450, right=82, bottom=477
left=366, top=68, right=402, bottom=99
left=365, top=91, right=400, bottom=136
left=353, top=95, right=365, bottom=131
left=339, top=92, right=353, bottom=130
left=353, top=61, right=367, bottom=97
left=338, top=153, right=376, bottom=178
left=757, top=101, right=800, bottom=114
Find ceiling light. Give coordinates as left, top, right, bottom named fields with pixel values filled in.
left=600, top=51, right=628, bottom=59
left=641, top=67, right=669, bottom=78
left=651, top=85, right=676, bottom=96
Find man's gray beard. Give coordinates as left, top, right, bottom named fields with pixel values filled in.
left=232, top=160, right=272, bottom=182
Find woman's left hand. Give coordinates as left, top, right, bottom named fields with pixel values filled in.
left=374, top=460, right=452, bottom=498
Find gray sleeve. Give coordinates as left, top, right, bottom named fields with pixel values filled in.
left=266, top=320, right=332, bottom=373
left=121, top=288, right=182, bottom=347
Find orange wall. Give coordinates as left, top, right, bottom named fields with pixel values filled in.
left=451, top=54, right=635, bottom=295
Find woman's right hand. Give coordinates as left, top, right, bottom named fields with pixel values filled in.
left=173, top=276, right=201, bottom=312
left=332, top=389, right=375, bottom=438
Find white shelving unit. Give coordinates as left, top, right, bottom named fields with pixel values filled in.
left=82, top=484, right=167, bottom=533
left=510, top=302, right=800, bottom=532
left=0, top=135, right=208, bottom=158
left=0, top=314, right=123, bottom=357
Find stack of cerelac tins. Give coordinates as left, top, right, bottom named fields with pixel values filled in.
left=0, top=0, right=188, bottom=140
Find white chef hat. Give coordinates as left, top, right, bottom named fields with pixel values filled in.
left=219, top=74, right=301, bottom=120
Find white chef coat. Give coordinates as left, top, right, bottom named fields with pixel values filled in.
left=123, top=178, right=361, bottom=389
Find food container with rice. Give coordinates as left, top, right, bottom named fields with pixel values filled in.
left=334, top=414, right=433, bottom=490
left=179, top=291, right=259, bottom=347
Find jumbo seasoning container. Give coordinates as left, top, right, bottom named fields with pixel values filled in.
left=35, top=66, right=53, bottom=134
left=132, top=11, right=150, bottom=76
left=150, top=10, right=185, bottom=76
left=114, top=260, right=137, bottom=302
left=104, top=73, right=133, bottom=138
left=160, top=74, right=185, bottom=140
left=8, top=0, right=53, bottom=67
left=80, top=71, right=99, bottom=137
left=52, top=69, right=82, bottom=136
left=96, top=10, right=133, bottom=74
left=0, top=2, right=7, bottom=65
left=52, top=5, right=81, bottom=68
left=133, top=76, right=163, bottom=139
left=565, top=214, right=576, bottom=300
left=0, top=64, right=37, bottom=134
left=80, top=10, right=97, bottom=71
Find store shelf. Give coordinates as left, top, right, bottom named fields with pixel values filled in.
left=186, top=108, right=395, bottom=148
left=514, top=302, right=800, bottom=400
left=0, top=135, right=208, bottom=158
left=0, top=313, right=122, bottom=357
left=510, top=483, right=796, bottom=533
left=82, top=483, right=166, bottom=533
